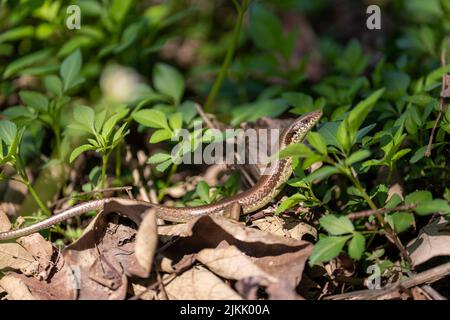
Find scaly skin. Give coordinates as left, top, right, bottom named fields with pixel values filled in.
left=0, top=111, right=322, bottom=240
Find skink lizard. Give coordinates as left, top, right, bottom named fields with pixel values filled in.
left=0, top=110, right=322, bottom=240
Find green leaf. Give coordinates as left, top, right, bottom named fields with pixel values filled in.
left=43, top=75, right=63, bottom=96
left=346, top=149, right=371, bottom=165
left=231, top=99, right=289, bottom=126
left=275, top=193, right=307, bottom=214
left=153, top=63, right=184, bottom=105
left=73, top=105, right=95, bottom=133
left=348, top=88, right=385, bottom=134
left=19, top=91, right=48, bottom=112
left=320, top=215, right=354, bottom=235
left=3, top=49, right=52, bottom=79
left=248, top=4, right=283, bottom=51
left=196, top=181, right=210, bottom=203
left=305, top=166, right=339, bottom=182
left=388, top=212, right=414, bottom=233
left=278, top=143, right=315, bottom=159
left=348, top=232, right=365, bottom=260
left=110, top=0, right=133, bottom=23
left=385, top=193, right=403, bottom=208
left=169, top=113, right=183, bottom=131
left=179, top=100, right=197, bottom=124
left=409, top=144, right=443, bottom=164
left=2, top=106, right=35, bottom=120
left=112, top=123, right=129, bottom=145
left=336, top=118, right=351, bottom=153
left=95, top=109, right=107, bottom=133
left=156, top=159, right=173, bottom=172
left=133, top=109, right=169, bottom=129
left=415, top=199, right=450, bottom=216
left=392, top=148, right=411, bottom=162
left=382, top=71, right=410, bottom=100
left=70, top=144, right=95, bottom=163
left=60, top=49, right=83, bottom=91
left=318, top=122, right=340, bottom=149
left=0, top=26, right=34, bottom=43
left=0, top=120, right=17, bottom=145
left=307, top=131, right=327, bottom=155
left=150, top=128, right=172, bottom=143
left=283, top=92, right=314, bottom=113
left=147, top=153, right=172, bottom=164
left=101, top=108, right=129, bottom=139
left=405, top=191, right=432, bottom=205
left=309, top=236, right=351, bottom=266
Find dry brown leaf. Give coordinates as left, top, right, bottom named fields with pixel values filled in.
left=131, top=283, right=157, bottom=300
left=17, top=234, right=53, bottom=280
left=157, top=216, right=312, bottom=299
left=63, top=212, right=131, bottom=299
left=158, top=253, right=196, bottom=274
left=197, top=245, right=276, bottom=284
left=0, top=208, right=11, bottom=232
left=253, top=216, right=317, bottom=240
left=0, top=251, right=77, bottom=300
left=162, top=216, right=312, bottom=261
left=252, top=216, right=290, bottom=238
left=284, top=220, right=317, bottom=240
left=161, top=265, right=242, bottom=300
left=0, top=274, right=35, bottom=300
left=135, top=208, right=158, bottom=277
left=255, top=249, right=312, bottom=299
left=158, top=223, right=191, bottom=238
left=407, top=216, right=450, bottom=266
left=0, top=243, right=36, bottom=272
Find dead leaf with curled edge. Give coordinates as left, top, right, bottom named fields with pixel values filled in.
left=61, top=198, right=162, bottom=299
left=0, top=231, right=77, bottom=299
left=0, top=251, right=77, bottom=300
left=0, top=243, right=36, bottom=273
left=158, top=216, right=313, bottom=299
left=196, top=245, right=277, bottom=284
left=63, top=210, right=133, bottom=300
left=0, top=208, right=12, bottom=232
left=0, top=274, right=35, bottom=300
left=134, top=208, right=158, bottom=277
left=407, top=216, right=450, bottom=266
left=252, top=216, right=317, bottom=241
left=17, top=234, right=53, bottom=280
left=160, top=265, right=242, bottom=300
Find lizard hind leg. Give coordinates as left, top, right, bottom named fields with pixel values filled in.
left=222, top=202, right=242, bottom=221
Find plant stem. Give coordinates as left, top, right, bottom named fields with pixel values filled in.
left=26, top=181, right=51, bottom=216
left=204, top=0, right=249, bottom=113
left=115, top=144, right=121, bottom=180
left=347, top=170, right=377, bottom=210
left=101, top=152, right=110, bottom=189
left=15, top=158, right=51, bottom=216
left=347, top=167, right=412, bottom=266
left=51, top=123, right=62, bottom=158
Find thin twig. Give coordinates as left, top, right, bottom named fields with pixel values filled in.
left=348, top=204, right=416, bottom=220
left=420, top=285, right=447, bottom=300
left=194, top=103, right=216, bottom=130
left=325, top=261, right=450, bottom=300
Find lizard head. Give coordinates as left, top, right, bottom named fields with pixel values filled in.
left=283, top=110, right=323, bottom=145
